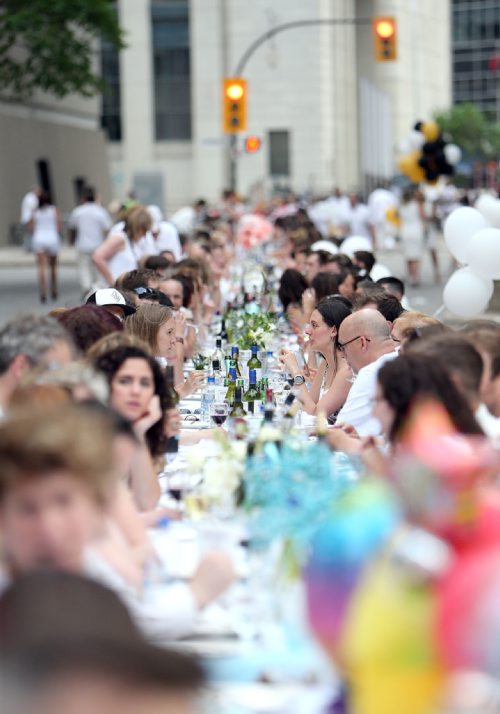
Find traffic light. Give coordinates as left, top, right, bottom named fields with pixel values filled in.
left=223, top=77, right=247, bottom=133
left=373, top=17, right=397, bottom=62
left=244, top=135, right=261, bottom=153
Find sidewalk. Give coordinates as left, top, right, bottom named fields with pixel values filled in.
left=0, top=246, right=77, bottom=267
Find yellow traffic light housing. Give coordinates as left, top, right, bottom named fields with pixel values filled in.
left=373, top=17, right=397, bottom=62
left=223, top=77, right=247, bottom=133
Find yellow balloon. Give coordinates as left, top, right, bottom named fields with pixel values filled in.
left=339, top=535, right=444, bottom=714
left=421, top=120, right=440, bottom=142
left=397, top=150, right=425, bottom=182
left=385, top=206, right=400, bottom=226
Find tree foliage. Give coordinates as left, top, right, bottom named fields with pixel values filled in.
left=0, top=0, right=125, bottom=99
left=434, top=103, right=500, bottom=161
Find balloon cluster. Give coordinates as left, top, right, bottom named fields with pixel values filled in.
left=398, top=120, right=462, bottom=184
left=443, top=194, right=500, bottom=318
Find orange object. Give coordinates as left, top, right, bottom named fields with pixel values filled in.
left=223, top=77, right=247, bottom=133
left=244, top=135, right=261, bottom=153
left=373, top=17, right=397, bottom=62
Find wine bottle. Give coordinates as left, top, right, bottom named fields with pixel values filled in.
left=243, top=368, right=259, bottom=415
left=247, top=344, right=262, bottom=384
left=230, top=385, right=247, bottom=417
left=225, top=366, right=237, bottom=405
left=165, top=365, right=179, bottom=454
left=231, top=346, right=242, bottom=377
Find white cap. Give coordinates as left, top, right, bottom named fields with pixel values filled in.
left=311, top=240, right=339, bottom=255
left=86, top=288, right=136, bottom=316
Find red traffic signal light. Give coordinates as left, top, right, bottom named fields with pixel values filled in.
left=373, top=17, right=397, bottom=61
left=223, top=78, right=247, bottom=133
left=244, top=135, right=261, bottom=153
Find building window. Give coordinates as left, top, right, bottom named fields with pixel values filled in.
left=100, top=5, right=122, bottom=142
left=268, top=130, right=290, bottom=177
left=152, top=0, right=191, bottom=141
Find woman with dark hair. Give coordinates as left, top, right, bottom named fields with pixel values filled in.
left=93, top=345, right=169, bottom=510
left=278, top=268, right=308, bottom=313
left=374, top=353, right=483, bottom=444
left=311, top=272, right=340, bottom=303
left=55, top=305, right=123, bottom=354
left=327, top=353, right=483, bottom=462
left=280, top=296, right=353, bottom=417
left=29, top=190, right=62, bottom=303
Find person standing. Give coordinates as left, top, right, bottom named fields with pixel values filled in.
left=69, top=187, right=112, bottom=298
left=399, top=187, right=426, bottom=287
left=28, top=191, right=62, bottom=303
left=19, top=185, right=40, bottom=250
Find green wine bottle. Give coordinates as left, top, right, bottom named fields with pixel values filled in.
left=247, top=344, right=262, bottom=384
left=243, top=368, right=259, bottom=415
left=230, top=385, right=247, bottom=417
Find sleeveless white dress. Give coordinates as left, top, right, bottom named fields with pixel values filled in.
left=399, top=201, right=425, bottom=260
left=107, top=231, right=138, bottom=283
left=32, top=206, right=60, bottom=255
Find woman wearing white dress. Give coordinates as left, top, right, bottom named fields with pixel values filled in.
left=29, top=191, right=62, bottom=303
left=93, top=206, right=152, bottom=286
left=399, top=187, right=426, bottom=287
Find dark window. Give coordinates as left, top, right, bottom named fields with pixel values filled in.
left=152, top=1, right=191, bottom=141
left=100, top=5, right=122, bottom=142
left=37, top=160, right=53, bottom=199
left=269, top=130, right=290, bottom=177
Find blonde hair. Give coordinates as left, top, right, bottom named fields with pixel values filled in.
left=0, top=404, right=116, bottom=505
left=124, top=303, right=174, bottom=354
left=124, top=206, right=152, bottom=242
left=393, top=311, right=443, bottom=336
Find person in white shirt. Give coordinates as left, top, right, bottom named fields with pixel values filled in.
left=20, top=186, right=40, bottom=225
left=0, top=404, right=234, bottom=642
left=340, top=193, right=375, bottom=245
left=69, top=187, right=112, bottom=297
left=334, top=309, right=397, bottom=435
left=147, top=205, right=182, bottom=262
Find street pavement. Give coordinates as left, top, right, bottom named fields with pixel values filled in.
left=0, top=238, right=495, bottom=326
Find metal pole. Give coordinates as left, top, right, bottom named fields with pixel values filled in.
left=228, top=17, right=372, bottom=193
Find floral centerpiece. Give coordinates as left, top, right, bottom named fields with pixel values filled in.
left=185, top=429, right=247, bottom=510
left=225, top=311, right=278, bottom=350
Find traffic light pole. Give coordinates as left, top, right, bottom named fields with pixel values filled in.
left=228, top=17, right=372, bottom=191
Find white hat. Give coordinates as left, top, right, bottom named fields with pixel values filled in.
left=311, top=240, right=339, bottom=255
left=86, top=288, right=136, bottom=316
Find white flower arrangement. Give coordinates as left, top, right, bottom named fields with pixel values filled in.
left=186, top=431, right=247, bottom=506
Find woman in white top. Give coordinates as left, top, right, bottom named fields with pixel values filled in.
left=29, top=191, right=62, bottom=303
left=280, top=296, right=353, bottom=419
left=398, top=187, right=426, bottom=287
left=93, top=206, right=151, bottom=286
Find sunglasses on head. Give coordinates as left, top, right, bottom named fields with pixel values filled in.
left=134, top=287, right=155, bottom=296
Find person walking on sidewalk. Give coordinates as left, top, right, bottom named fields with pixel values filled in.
left=28, top=191, right=62, bottom=303
left=69, top=187, right=112, bottom=299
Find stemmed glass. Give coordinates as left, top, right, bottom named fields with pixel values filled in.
left=209, top=402, right=229, bottom=427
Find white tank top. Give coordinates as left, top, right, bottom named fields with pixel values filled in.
left=107, top=232, right=138, bottom=283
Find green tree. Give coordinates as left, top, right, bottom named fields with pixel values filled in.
left=434, top=103, right=500, bottom=160
left=0, top=0, right=125, bottom=99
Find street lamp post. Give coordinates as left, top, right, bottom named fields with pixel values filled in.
left=226, top=17, right=373, bottom=192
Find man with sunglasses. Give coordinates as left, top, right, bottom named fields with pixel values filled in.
left=335, top=308, right=397, bottom=436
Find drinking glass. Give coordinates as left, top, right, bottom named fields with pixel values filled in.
left=209, top=402, right=229, bottom=427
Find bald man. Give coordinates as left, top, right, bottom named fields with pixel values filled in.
left=335, top=308, right=397, bottom=435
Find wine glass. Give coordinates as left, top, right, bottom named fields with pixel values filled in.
left=209, top=402, right=229, bottom=427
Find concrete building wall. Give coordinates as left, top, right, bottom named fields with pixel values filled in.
left=106, top=0, right=452, bottom=212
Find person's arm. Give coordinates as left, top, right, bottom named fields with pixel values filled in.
left=55, top=207, right=63, bottom=234
left=316, top=358, right=353, bottom=417
left=128, top=395, right=163, bottom=511
left=93, top=233, right=126, bottom=285
left=280, top=350, right=325, bottom=415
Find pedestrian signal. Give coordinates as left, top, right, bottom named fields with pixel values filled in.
left=223, top=78, right=247, bottom=133
left=373, top=17, right=397, bottom=62
left=244, top=135, right=261, bottom=153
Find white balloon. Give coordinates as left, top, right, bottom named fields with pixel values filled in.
left=475, top=193, right=500, bottom=228
left=443, top=207, right=487, bottom=263
left=465, top=227, right=500, bottom=280
left=443, top=267, right=493, bottom=318
left=311, top=240, right=338, bottom=255
left=444, top=144, right=462, bottom=166
left=340, top=235, right=373, bottom=256
left=408, top=130, right=425, bottom=150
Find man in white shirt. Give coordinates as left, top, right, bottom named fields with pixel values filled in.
left=69, top=187, right=112, bottom=297
left=340, top=193, right=375, bottom=246
left=335, top=309, right=397, bottom=436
